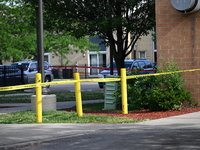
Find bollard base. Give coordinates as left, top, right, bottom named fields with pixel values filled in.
left=31, top=94, right=57, bottom=111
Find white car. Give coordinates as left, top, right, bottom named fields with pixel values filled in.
left=12, top=61, right=54, bottom=84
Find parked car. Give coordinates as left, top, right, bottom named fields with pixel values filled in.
left=98, top=59, right=155, bottom=88
left=12, top=61, right=54, bottom=84
left=0, top=65, right=22, bottom=87
left=152, top=62, right=158, bottom=69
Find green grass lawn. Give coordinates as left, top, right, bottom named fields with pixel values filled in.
left=0, top=91, right=104, bottom=103
left=0, top=111, right=142, bottom=124
left=0, top=90, right=147, bottom=124
left=0, top=103, right=144, bottom=124
left=0, top=90, right=28, bottom=95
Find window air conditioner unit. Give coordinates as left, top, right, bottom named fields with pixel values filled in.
left=171, top=0, right=200, bottom=14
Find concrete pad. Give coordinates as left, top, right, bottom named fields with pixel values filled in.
left=31, top=95, right=57, bottom=111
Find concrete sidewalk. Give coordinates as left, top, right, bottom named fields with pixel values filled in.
left=0, top=100, right=200, bottom=149
left=0, top=111, right=200, bottom=150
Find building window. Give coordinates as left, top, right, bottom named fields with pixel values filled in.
left=89, top=36, right=107, bottom=76
left=139, top=51, right=146, bottom=59
left=44, top=53, right=50, bottom=63
left=89, top=53, right=106, bottom=75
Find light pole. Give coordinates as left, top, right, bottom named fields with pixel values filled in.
left=37, top=0, right=44, bottom=82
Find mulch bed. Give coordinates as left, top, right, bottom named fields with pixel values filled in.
left=59, top=107, right=200, bottom=120
left=2, top=105, right=200, bottom=120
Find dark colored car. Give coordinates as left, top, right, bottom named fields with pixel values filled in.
left=0, top=65, right=22, bottom=87
left=98, top=59, right=155, bottom=88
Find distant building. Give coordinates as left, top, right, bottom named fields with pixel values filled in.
left=43, top=32, right=156, bottom=78
left=4, top=32, right=156, bottom=79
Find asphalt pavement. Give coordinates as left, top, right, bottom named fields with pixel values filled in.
left=0, top=93, right=200, bottom=149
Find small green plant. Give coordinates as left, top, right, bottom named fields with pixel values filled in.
left=146, top=59, right=195, bottom=111
left=115, top=59, right=196, bottom=111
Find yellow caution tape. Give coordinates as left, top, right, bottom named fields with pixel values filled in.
left=0, top=80, right=79, bottom=91
left=80, top=78, right=120, bottom=82
left=0, top=68, right=200, bottom=91
left=127, top=68, right=200, bottom=79
left=0, top=84, right=36, bottom=91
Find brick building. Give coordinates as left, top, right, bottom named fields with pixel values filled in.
left=156, top=0, right=200, bottom=104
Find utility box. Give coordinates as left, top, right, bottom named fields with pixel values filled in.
left=104, top=75, right=119, bottom=110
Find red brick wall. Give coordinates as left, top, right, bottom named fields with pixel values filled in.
left=156, top=0, right=200, bottom=104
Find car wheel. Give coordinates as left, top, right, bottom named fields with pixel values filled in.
left=44, top=76, right=51, bottom=88
left=99, top=84, right=103, bottom=88
left=45, top=76, right=50, bottom=82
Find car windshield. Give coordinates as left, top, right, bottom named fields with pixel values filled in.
left=124, top=62, right=133, bottom=69
left=106, top=63, right=117, bottom=69
left=106, top=61, right=132, bottom=69
left=12, top=63, right=29, bottom=71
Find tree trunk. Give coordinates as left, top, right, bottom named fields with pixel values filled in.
left=113, top=48, right=125, bottom=76
left=110, top=43, right=114, bottom=75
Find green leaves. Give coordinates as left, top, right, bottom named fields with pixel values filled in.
left=0, top=2, right=98, bottom=63
left=17, top=0, right=155, bottom=73
left=0, top=3, right=37, bottom=62
left=115, top=59, right=195, bottom=111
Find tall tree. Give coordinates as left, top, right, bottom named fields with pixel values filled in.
left=18, top=0, right=155, bottom=74
left=0, top=2, right=98, bottom=64
left=0, top=4, right=25, bottom=63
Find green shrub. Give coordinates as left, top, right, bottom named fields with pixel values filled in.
left=115, top=59, right=196, bottom=111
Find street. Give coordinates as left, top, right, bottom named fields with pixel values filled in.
left=49, top=81, right=102, bottom=92
left=3, top=110, right=200, bottom=150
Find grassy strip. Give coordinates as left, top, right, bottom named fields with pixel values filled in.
left=0, top=90, right=28, bottom=95
left=0, top=103, right=142, bottom=124
left=54, top=91, right=104, bottom=102
left=0, top=111, right=142, bottom=124
left=0, top=91, right=104, bottom=103
left=0, top=95, right=31, bottom=103
left=0, top=92, right=142, bottom=124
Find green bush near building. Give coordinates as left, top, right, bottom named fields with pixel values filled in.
left=115, top=59, right=197, bottom=111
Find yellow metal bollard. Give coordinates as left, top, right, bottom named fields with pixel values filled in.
left=121, top=68, right=128, bottom=114
left=74, top=73, right=83, bottom=117
left=36, top=73, right=42, bottom=123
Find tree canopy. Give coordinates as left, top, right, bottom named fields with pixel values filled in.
left=0, top=3, right=36, bottom=63
left=3, top=0, right=155, bottom=72
left=0, top=1, right=97, bottom=64
left=35, top=0, right=155, bottom=73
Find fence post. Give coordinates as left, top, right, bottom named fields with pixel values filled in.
left=121, top=68, right=128, bottom=114
left=3, top=66, right=6, bottom=86
left=36, top=73, right=42, bottom=123
left=74, top=72, right=83, bottom=117
left=85, top=64, right=87, bottom=79
left=20, top=67, right=25, bottom=84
